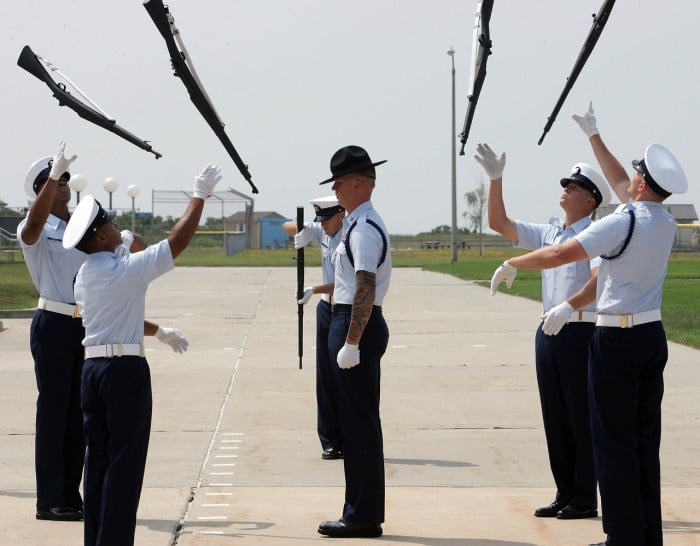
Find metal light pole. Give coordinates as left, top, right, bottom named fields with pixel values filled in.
left=447, top=47, right=458, bottom=263
left=68, top=174, right=87, bottom=205
left=127, top=184, right=140, bottom=233
left=103, top=177, right=119, bottom=209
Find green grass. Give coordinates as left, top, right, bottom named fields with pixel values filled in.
left=2, top=248, right=699, bottom=348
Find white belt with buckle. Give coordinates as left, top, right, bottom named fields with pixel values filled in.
left=38, top=297, right=81, bottom=318
left=595, top=309, right=662, bottom=328
left=84, top=344, right=145, bottom=359
left=568, top=310, right=596, bottom=323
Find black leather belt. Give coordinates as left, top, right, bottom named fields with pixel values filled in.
left=331, top=304, right=382, bottom=313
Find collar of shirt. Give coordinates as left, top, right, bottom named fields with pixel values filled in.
left=345, top=200, right=373, bottom=224
left=45, top=213, right=65, bottom=233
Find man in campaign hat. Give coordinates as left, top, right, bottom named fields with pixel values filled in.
left=17, top=141, right=86, bottom=522
left=283, top=195, right=346, bottom=460
left=316, top=145, right=391, bottom=538
left=63, top=163, right=221, bottom=546
left=493, top=102, right=689, bottom=546
left=476, top=143, right=609, bottom=522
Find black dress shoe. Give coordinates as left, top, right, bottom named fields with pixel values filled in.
left=36, top=506, right=84, bottom=521
left=318, top=518, right=382, bottom=538
left=557, top=504, right=598, bottom=519
left=321, top=446, right=344, bottom=460
left=534, top=501, right=566, bottom=517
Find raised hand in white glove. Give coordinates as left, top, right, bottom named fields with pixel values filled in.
left=337, top=343, right=360, bottom=369
left=572, top=101, right=599, bottom=138
left=294, top=228, right=313, bottom=250
left=120, top=230, right=134, bottom=249
left=490, top=260, right=517, bottom=295
left=297, top=287, right=314, bottom=305
left=542, top=301, right=574, bottom=336
left=155, top=326, right=189, bottom=354
left=49, top=140, right=77, bottom=180
left=474, top=143, right=506, bottom=180
left=192, top=163, right=222, bottom=200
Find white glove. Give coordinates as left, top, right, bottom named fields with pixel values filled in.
left=490, top=260, right=517, bottom=295
left=337, top=343, right=360, bottom=369
left=114, top=230, right=134, bottom=258
left=474, top=143, right=506, bottom=180
left=192, top=163, right=222, bottom=200
left=155, top=326, right=189, bottom=354
left=297, top=287, right=314, bottom=305
left=120, top=229, right=134, bottom=249
left=572, top=101, right=599, bottom=138
left=542, top=301, right=574, bottom=336
left=49, top=140, right=77, bottom=180
left=294, top=228, right=313, bottom=250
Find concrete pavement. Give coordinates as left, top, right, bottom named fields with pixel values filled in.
left=0, top=267, right=699, bottom=545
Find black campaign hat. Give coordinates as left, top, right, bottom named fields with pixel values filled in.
left=319, top=145, right=386, bottom=185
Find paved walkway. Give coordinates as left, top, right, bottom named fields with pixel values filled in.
left=1, top=267, right=698, bottom=546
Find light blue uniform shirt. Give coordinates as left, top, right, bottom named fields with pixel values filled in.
left=576, top=201, right=676, bottom=315
left=515, top=216, right=600, bottom=313
left=74, top=239, right=175, bottom=347
left=332, top=201, right=391, bottom=305
left=18, top=214, right=86, bottom=304
left=304, top=221, right=342, bottom=284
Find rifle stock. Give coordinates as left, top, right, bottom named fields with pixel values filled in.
left=17, top=45, right=162, bottom=158
left=458, top=0, right=494, bottom=156
left=143, top=0, right=258, bottom=194
left=537, top=0, right=616, bottom=145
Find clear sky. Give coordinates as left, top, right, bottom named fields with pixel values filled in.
left=2, top=1, right=698, bottom=234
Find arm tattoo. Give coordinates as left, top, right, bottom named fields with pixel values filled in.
left=347, top=270, right=376, bottom=344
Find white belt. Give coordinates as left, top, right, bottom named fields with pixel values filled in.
left=595, top=309, right=662, bottom=328
left=321, top=293, right=334, bottom=304
left=568, top=310, right=596, bottom=323
left=38, top=297, right=81, bottom=318
left=85, top=344, right=145, bottom=359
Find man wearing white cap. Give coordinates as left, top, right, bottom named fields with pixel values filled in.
left=63, top=163, right=221, bottom=546
left=492, top=103, right=689, bottom=546
left=17, top=141, right=86, bottom=522
left=476, top=143, right=610, bottom=522
left=283, top=196, right=346, bottom=460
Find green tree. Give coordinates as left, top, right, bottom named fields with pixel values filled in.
left=463, top=180, right=487, bottom=256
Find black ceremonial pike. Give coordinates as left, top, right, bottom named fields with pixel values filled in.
left=459, top=0, right=494, bottom=156
left=538, top=0, right=616, bottom=145
left=144, top=0, right=258, bottom=194
left=17, top=45, right=161, bottom=159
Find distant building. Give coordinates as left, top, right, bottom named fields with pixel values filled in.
left=224, top=211, right=290, bottom=250
left=593, top=203, right=699, bottom=250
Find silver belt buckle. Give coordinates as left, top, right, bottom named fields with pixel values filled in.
left=620, top=315, right=630, bottom=328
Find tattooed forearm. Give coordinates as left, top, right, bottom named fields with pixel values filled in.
left=347, top=270, right=376, bottom=344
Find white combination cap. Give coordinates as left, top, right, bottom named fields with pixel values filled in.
left=632, top=143, right=687, bottom=197
left=63, top=195, right=116, bottom=251
left=560, top=162, right=611, bottom=208
left=310, top=195, right=344, bottom=221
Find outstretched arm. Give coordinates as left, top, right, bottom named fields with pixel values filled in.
left=573, top=102, right=630, bottom=203
left=474, top=143, right=518, bottom=241
left=167, top=164, right=221, bottom=259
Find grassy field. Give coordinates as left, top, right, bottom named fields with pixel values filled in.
left=2, top=247, right=698, bottom=348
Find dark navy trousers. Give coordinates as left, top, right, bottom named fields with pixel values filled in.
left=589, top=323, right=667, bottom=546
left=316, top=300, right=341, bottom=450
left=328, top=307, right=388, bottom=524
left=30, top=309, right=85, bottom=510
left=82, top=356, right=152, bottom=546
left=535, top=321, right=597, bottom=509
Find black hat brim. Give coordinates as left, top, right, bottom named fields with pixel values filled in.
left=319, top=159, right=387, bottom=185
